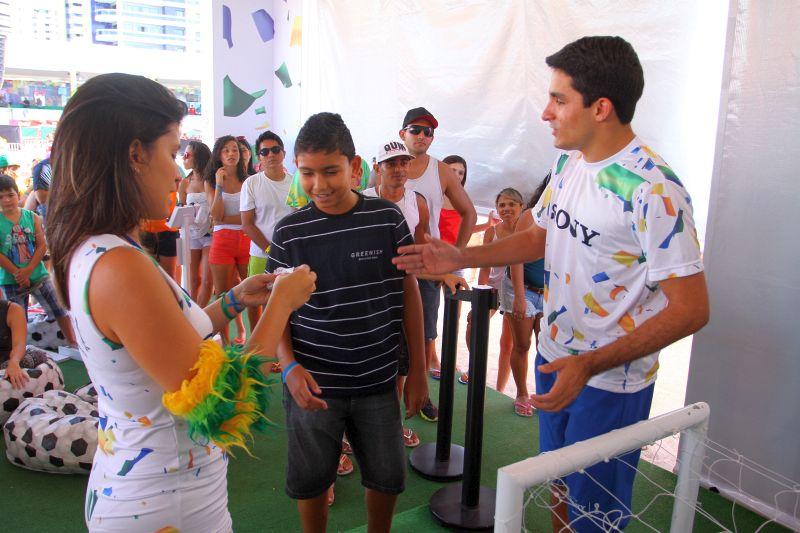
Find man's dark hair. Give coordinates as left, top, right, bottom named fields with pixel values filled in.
left=0, top=174, right=18, bottom=194
left=255, top=130, right=284, bottom=151
left=294, top=112, right=355, bottom=161
left=546, top=36, right=644, bottom=124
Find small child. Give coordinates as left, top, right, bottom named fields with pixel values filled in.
left=268, top=113, right=428, bottom=531
left=0, top=174, right=75, bottom=345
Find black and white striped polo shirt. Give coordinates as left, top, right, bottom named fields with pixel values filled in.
left=267, top=193, right=414, bottom=397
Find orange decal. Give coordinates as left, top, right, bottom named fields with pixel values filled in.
left=618, top=313, right=635, bottom=333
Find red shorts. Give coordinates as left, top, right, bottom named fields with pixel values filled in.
left=208, top=228, right=250, bottom=266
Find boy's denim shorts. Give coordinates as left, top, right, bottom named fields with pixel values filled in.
left=283, top=386, right=405, bottom=499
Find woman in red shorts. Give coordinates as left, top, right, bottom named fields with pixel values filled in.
left=204, top=135, right=249, bottom=344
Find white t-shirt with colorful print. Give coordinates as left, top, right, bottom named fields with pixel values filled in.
left=533, top=137, right=703, bottom=393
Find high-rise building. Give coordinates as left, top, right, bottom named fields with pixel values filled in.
left=89, top=0, right=202, bottom=53
left=10, top=1, right=66, bottom=42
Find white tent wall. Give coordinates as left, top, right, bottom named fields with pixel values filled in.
left=204, top=0, right=302, bottom=151
left=299, top=0, right=728, bottom=243
left=685, top=0, right=800, bottom=528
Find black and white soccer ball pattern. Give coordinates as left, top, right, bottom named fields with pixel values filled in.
left=3, top=390, right=99, bottom=474
left=0, top=355, right=65, bottom=424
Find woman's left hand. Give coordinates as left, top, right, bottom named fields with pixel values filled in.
left=233, top=273, right=278, bottom=308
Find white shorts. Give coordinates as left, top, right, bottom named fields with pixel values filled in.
left=190, top=234, right=212, bottom=250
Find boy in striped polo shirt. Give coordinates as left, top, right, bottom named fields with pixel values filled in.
left=268, top=112, right=428, bottom=531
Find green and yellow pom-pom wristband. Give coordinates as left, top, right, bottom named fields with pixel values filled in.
left=162, top=340, right=275, bottom=454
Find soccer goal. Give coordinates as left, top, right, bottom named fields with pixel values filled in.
left=494, top=402, right=711, bottom=532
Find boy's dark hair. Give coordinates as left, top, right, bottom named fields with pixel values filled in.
left=546, top=36, right=644, bottom=124
left=204, top=135, right=248, bottom=184
left=255, top=130, right=284, bottom=151
left=0, top=174, right=18, bottom=194
left=294, top=112, right=355, bottom=161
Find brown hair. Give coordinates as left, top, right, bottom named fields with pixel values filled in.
left=204, top=135, right=248, bottom=184
left=495, top=187, right=523, bottom=205
left=47, top=73, right=186, bottom=308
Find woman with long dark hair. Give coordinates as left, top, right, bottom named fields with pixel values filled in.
left=46, top=73, right=316, bottom=532
left=204, top=135, right=250, bottom=344
left=237, top=136, right=257, bottom=176
left=178, top=140, right=213, bottom=305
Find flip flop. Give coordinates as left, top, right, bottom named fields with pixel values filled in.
left=402, top=427, right=420, bottom=448
left=514, top=398, right=533, bottom=418
left=337, top=453, right=354, bottom=476
left=458, top=372, right=469, bottom=385
left=429, top=369, right=441, bottom=380
left=341, top=436, right=353, bottom=455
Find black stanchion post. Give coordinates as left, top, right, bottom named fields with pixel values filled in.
left=462, top=285, right=493, bottom=507
left=436, top=292, right=460, bottom=460
left=429, top=285, right=498, bottom=531
left=409, top=289, right=465, bottom=480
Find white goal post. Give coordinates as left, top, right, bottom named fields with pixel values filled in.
left=494, top=402, right=711, bottom=532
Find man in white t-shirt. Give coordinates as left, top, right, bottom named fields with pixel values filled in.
left=241, top=130, right=293, bottom=325
left=393, top=36, right=709, bottom=532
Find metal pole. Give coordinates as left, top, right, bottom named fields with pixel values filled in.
left=462, top=285, right=494, bottom=507
left=670, top=418, right=709, bottom=532
left=436, top=291, right=460, bottom=460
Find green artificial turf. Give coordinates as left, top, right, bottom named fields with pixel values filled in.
left=0, top=360, right=788, bottom=532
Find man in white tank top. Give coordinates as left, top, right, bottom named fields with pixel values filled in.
left=399, top=107, right=477, bottom=422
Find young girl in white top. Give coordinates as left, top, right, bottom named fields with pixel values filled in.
left=178, top=140, right=213, bottom=306
left=45, top=73, right=317, bottom=532
left=476, top=188, right=523, bottom=396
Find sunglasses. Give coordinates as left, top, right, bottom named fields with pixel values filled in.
left=258, top=146, right=284, bottom=156
left=404, top=125, right=434, bottom=137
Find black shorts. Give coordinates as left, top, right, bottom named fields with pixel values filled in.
left=140, top=230, right=178, bottom=259
left=283, top=386, right=405, bottom=499
left=417, top=279, right=441, bottom=341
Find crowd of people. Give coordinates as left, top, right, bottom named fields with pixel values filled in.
left=0, top=35, right=709, bottom=533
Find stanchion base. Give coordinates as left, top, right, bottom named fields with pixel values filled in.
left=429, top=483, right=496, bottom=531
left=408, top=443, right=464, bottom=481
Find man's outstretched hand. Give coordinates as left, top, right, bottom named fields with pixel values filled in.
left=393, top=234, right=462, bottom=275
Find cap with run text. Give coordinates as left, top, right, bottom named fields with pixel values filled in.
left=377, top=140, right=415, bottom=163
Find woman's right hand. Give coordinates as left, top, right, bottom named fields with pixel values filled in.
left=215, top=167, right=226, bottom=187
left=271, top=265, right=317, bottom=311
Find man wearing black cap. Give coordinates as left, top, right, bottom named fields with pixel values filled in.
left=400, top=107, right=476, bottom=422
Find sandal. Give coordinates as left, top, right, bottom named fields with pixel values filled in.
left=327, top=485, right=335, bottom=506
left=402, top=427, right=420, bottom=448
left=514, top=398, right=534, bottom=418
left=341, top=436, right=353, bottom=455
left=337, top=453, right=353, bottom=476
left=458, top=371, right=469, bottom=385
left=429, top=368, right=441, bottom=380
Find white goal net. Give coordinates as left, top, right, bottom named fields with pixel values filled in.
left=495, top=402, right=800, bottom=532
